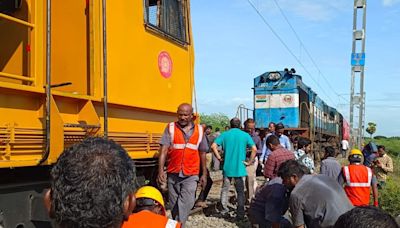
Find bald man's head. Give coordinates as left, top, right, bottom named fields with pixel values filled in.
left=177, top=103, right=193, bottom=113
left=177, top=103, right=193, bottom=127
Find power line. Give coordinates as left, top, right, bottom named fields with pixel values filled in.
left=246, top=0, right=338, bottom=107
left=272, top=0, right=349, bottom=104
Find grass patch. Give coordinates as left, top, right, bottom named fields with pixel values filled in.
left=365, top=137, right=400, bottom=216
left=379, top=157, right=400, bottom=217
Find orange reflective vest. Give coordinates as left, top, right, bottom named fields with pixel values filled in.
left=342, top=164, right=372, bottom=206
left=123, top=210, right=181, bottom=228
left=167, top=122, right=203, bottom=176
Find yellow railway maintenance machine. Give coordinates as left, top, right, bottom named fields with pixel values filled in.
left=0, top=0, right=195, bottom=226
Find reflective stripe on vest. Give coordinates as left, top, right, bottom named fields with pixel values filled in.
left=169, top=122, right=175, bottom=142
left=172, top=143, right=199, bottom=150
left=169, top=123, right=203, bottom=149
left=343, top=165, right=372, bottom=187
left=165, top=219, right=179, bottom=228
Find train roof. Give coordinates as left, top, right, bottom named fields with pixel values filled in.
left=254, top=70, right=339, bottom=115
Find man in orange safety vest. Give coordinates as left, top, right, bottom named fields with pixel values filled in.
left=157, top=103, right=208, bottom=227
left=338, top=149, right=379, bottom=206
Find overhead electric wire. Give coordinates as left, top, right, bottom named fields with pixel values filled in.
left=272, top=0, right=350, bottom=104
left=246, top=0, right=337, bottom=107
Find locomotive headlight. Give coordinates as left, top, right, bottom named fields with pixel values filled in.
left=268, top=72, right=281, bottom=81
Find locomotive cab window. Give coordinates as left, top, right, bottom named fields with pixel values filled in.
left=144, top=0, right=188, bottom=44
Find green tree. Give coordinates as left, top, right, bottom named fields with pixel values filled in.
left=366, top=122, right=377, bottom=139
left=200, top=113, right=230, bottom=131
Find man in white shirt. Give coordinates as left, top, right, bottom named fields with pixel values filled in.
left=341, top=139, right=349, bottom=158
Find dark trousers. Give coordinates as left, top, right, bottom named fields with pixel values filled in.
left=221, top=176, right=245, bottom=218
left=197, top=168, right=213, bottom=202
left=341, top=149, right=347, bottom=158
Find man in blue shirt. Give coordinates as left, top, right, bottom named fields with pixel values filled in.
left=363, top=142, right=378, bottom=167
left=260, top=123, right=292, bottom=165
left=211, top=118, right=257, bottom=220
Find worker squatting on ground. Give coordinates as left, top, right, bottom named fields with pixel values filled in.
left=211, top=117, right=257, bottom=220
left=157, top=103, right=208, bottom=227
left=278, top=160, right=353, bottom=228
left=44, top=137, right=137, bottom=228
left=123, top=186, right=181, bottom=228
left=338, top=149, right=379, bottom=207
left=248, top=177, right=292, bottom=228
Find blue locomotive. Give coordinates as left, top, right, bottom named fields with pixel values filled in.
left=253, top=69, right=349, bottom=146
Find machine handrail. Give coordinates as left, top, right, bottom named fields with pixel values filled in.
left=0, top=72, right=34, bottom=82
left=0, top=13, right=35, bottom=28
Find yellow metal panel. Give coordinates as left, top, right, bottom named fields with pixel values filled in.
left=0, top=1, right=31, bottom=81
left=0, top=159, right=41, bottom=168
left=128, top=151, right=158, bottom=159
left=91, top=0, right=103, bottom=99
left=48, top=96, right=64, bottom=164
left=0, top=93, right=42, bottom=127
left=78, top=101, right=100, bottom=126
left=51, top=0, right=90, bottom=95
left=106, top=0, right=194, bottom=113
left=0, top=0, right=195, bottom=167
left=106, top=105, right=175, bottom=131
left=34, top=0, right=44, bottom=87
left=54, top=98, right=81, bottom=125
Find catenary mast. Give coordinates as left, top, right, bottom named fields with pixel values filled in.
left=349, top=0, right=367, bottom=149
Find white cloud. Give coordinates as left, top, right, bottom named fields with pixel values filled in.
left=383, top=0, right=400, bottom=6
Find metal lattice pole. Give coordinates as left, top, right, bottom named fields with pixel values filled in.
left=349, top=0, right=367, bottom=149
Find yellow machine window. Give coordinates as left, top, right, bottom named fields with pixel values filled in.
left=144, top=0, right=188, bottom=43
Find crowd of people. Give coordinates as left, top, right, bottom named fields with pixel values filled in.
left=45, top=102, right=398, bottom=228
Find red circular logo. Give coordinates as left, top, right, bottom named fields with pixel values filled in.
left=158, top=51, right=173, bottom=78
left=283, top=95, right=293, bottom=104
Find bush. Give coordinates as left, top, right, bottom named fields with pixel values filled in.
left=199, top=113, right=230, bottom=132
left=379, top=178, right=400, bottom=217
left=374, top=135, right=387, bottom=139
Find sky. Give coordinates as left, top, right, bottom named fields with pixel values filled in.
left=190, top=0, right=400, bottom=136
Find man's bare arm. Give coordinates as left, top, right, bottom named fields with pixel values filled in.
left=372, top=176, right=379, bottom=206
left=157, top=145, right=169, bottom=184
left=211, top=142, right=222, bottom=161
left=244, top=145, right=257, bottom=166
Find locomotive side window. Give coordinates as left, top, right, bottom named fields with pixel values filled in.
left=144, top=0, right=188, bottom=44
